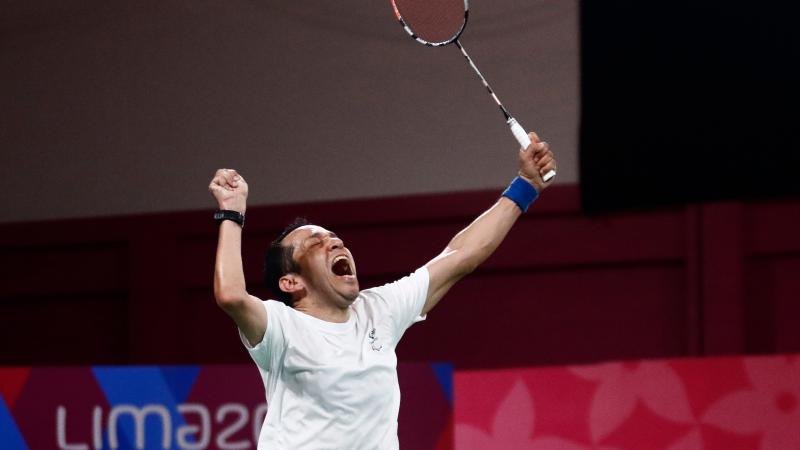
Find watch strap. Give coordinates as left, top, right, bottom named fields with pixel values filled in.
left=214, top=209, right=245, bottom=227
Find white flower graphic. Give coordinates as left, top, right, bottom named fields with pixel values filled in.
left=702, top=356, right=800, bottom=449
left=569, top=361, right=694, bottom=444
left=456, top=378, right=620, bottom=450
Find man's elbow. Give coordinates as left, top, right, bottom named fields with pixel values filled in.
left=441, top=247, right=482, bottom=277
left=455, top=253, right=481, bottom=277
left=214, top=289, right=248, bottom=311
left=462, top=262, right=481, bottom=278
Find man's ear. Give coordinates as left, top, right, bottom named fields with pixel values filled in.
left=279, top=273, right=304, bottom=295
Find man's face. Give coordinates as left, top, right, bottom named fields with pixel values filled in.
left=283, top=225, right=359, bottom=305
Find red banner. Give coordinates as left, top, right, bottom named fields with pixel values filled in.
left=455, top=355, right=800, bottom=449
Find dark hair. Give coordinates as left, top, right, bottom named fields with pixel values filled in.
left=263, top=217, right=310, bottom=307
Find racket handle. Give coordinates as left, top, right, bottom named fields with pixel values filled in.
left=508, top=117, right=531, bottom=148
left=507, top=118, right=557, bottom=183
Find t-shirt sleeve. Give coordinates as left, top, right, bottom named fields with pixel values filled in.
left=238, top=300, right=286, bottom=371
left=371, top=266, right=430, bottom=337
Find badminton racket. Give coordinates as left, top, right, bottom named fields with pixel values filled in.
left=390, top=0, right=556, bottom=182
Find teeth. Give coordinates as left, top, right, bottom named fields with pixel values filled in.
left=333, top=255, right=348, bottom=264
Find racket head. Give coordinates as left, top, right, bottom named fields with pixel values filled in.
left=390, top=0, right=469, bottom=46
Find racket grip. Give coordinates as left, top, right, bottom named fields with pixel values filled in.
left=507, top=117, right=557, bottom=183
left=507, top=117, right=531, bottom=149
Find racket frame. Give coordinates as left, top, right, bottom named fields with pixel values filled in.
left=390, top=0, right=470, bottom=46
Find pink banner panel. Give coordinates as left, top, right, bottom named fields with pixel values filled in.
left=455, top=354, right=800, bottom=450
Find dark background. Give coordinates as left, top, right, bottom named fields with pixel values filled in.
left=3, top=188, right=799, bottom=369
left=580, top=1, right=800, bottom=212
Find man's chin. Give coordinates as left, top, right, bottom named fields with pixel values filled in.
left=341, top=285, right=360, bottom=302
left=328, top=274, right=359, bottom=302
left=343, top=287, right=360, bottom=302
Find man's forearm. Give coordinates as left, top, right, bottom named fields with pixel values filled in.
left=214, top=221, right=248, bottom=305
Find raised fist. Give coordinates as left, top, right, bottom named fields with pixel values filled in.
left=208, top=168, right=248, bottom=213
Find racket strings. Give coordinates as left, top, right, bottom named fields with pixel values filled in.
left=393, top=0, right=467, bottom=44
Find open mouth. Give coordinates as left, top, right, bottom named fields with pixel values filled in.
left=331, top=255, right=354, bottom=277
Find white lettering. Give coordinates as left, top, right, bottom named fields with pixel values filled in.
left=216, top=403, right=250, bottom=449
left=108, top=404, right=171, bottom=449
left=252, top=404, right=268, bottom=445
left=56, top=402, right=266, bottom=449
left=176, top=403, right=210, bottom=450
left=93, top=406, right=103, bottom=450
left=57, top=406, right=89, bottom=450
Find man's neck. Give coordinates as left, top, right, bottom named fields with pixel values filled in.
left=293, top=295, right=350, bottom=323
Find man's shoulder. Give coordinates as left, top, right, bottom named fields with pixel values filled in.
left=261, top=298, right=287, bottom=313
left=362, top=267, right=429, bottom=293
left=355, top=267, right=429, bottom=303
left=262, top=299, right=300, bottom=325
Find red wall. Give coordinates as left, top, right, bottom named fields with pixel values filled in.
left=2, top=186, right=799, bottom=369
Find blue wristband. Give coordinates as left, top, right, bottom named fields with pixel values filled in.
left=502, top=176, right=538, bottom=213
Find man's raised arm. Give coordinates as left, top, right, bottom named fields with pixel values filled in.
left=423, top=133, right=556, bottom=314
left=209, top=168, right=267, bottom=346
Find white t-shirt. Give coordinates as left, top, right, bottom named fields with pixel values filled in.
left=240, top=267, right=430, bottom=449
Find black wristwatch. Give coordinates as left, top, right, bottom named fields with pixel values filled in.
left=214, top=209, right=245, bottom=227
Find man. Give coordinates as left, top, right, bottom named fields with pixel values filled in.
left=209, top=133, right=556, bottom=449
